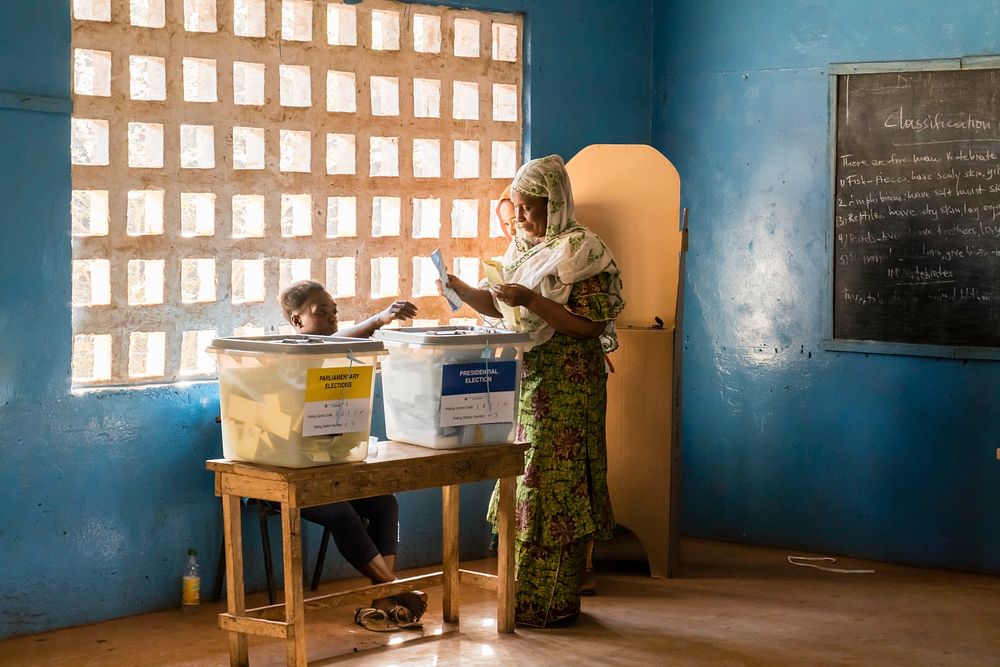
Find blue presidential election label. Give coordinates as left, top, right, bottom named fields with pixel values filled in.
left=439, top=361, right=517, bottom=427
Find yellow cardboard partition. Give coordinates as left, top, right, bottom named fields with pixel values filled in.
left=567, top=145, right=684, bottom=578
left=567, top=144, right=682, bottom=328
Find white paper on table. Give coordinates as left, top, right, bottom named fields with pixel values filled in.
left=431, top=248, right=463, bottom=311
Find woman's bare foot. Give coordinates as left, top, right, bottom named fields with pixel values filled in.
left=371, top=590, right=428, bottom=619
left=394, top=590, right=428, bottom=618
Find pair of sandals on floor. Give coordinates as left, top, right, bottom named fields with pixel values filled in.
left=354, top=604, right=423, bottom=632
left=354, top=568, right=598, bottom=632
left=354, top=591, right=426, bottom=632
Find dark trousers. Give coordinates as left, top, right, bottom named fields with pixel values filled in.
left=300, top=494, right=399, bottom=570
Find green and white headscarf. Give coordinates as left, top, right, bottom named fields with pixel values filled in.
left=499, top=154, right=624, bottom=351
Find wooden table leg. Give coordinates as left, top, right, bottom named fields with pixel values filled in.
left=496, top=475, right=516, bottom=633
left=442, top=484, right=460, bottom=623
left=222, top=492, right=249, bottom=667
left=281, top=504, right=307, bottom=667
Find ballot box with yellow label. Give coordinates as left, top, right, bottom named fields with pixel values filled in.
left=207, top=335, right=383, bottom=467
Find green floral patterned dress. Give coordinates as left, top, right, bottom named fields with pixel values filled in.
left=488, top=272, right=618, bottom=627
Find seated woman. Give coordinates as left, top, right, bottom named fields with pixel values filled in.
left=277, top=279, right=426, bottom=626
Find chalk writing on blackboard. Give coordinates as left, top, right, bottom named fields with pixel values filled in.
left=833, top=68, right=1000, bottom=347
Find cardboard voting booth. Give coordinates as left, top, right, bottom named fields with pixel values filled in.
left=568, top=144, right=686, bottom=578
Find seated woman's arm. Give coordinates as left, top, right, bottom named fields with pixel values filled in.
left=339, top=300, right=417, bottom=338
left=492, top=283, right=605, bottom=340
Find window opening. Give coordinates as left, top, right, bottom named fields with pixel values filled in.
left=71, top=0, right=522, bottom=386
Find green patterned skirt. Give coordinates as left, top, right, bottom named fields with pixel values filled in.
left=489, top=332, right=614, bottom=627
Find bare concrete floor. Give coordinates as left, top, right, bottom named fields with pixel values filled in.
left=3, top=536, right=1000, bottom=666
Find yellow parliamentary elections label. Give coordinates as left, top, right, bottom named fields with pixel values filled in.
left=303, top=366, right=374, bottom=436
left=305, top=366, right=373, bottom=402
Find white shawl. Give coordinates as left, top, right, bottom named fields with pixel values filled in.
left=497, top=155, right=624, bottom=351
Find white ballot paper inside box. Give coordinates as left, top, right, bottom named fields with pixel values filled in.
left=431, top=249, right=463, bottom=312
left=439, top=360, right=518, bottom=427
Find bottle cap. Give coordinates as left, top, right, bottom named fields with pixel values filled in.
left=188, top=548, right=197, bottom=556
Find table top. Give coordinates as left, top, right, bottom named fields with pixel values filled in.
left=207, top=441, right=527, bottom=506
left=207, top=440, right=526, bottom=479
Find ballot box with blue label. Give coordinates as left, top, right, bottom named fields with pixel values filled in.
left=373, top=326, right=531, bottom=448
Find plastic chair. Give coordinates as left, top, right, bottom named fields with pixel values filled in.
left=310, top=527, right=334, bottom=591
left=210, top=498, right=279, bottom=604
left=211, top=499, right=334, bottom=604
left=211, top=415, right=340, bottom=602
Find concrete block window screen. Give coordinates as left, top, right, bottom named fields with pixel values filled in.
left=70, top=0, right=522, bottom=387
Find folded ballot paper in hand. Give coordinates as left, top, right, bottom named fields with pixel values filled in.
left=431, top=249, right=463, bottom=312
left=482, top=257, right=521, bottom=329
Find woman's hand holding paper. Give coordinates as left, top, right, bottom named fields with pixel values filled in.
left=490, top=283, right=535, bottom=308
left=436, top=273, right=468, bottom=299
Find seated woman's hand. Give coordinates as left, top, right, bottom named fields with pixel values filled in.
left=490, top=283, right=535, bottom=308
left=379, top=300, right=417, bottom=326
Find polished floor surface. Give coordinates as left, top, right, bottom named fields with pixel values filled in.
left=2, top=536, right=999, bottom=666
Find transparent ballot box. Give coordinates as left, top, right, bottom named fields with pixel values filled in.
left=207, top=335, right=383, bottom=468
left=373, top=326, right=531, bottom=449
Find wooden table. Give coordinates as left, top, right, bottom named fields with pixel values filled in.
left=207, top=440, right=526, bottom=667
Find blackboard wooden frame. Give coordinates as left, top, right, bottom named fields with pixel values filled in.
left=821, top=56, right=1000, bottom=360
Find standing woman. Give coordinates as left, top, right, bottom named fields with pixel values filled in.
left=440, top=155, right=624, bottom=626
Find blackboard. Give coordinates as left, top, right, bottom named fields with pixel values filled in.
left=831, top=64, right=1000, bottom=352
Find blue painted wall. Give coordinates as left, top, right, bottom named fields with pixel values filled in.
left=0, top=0, right=651, bottom=638
left=652, top=0, right=1000, bottom=570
